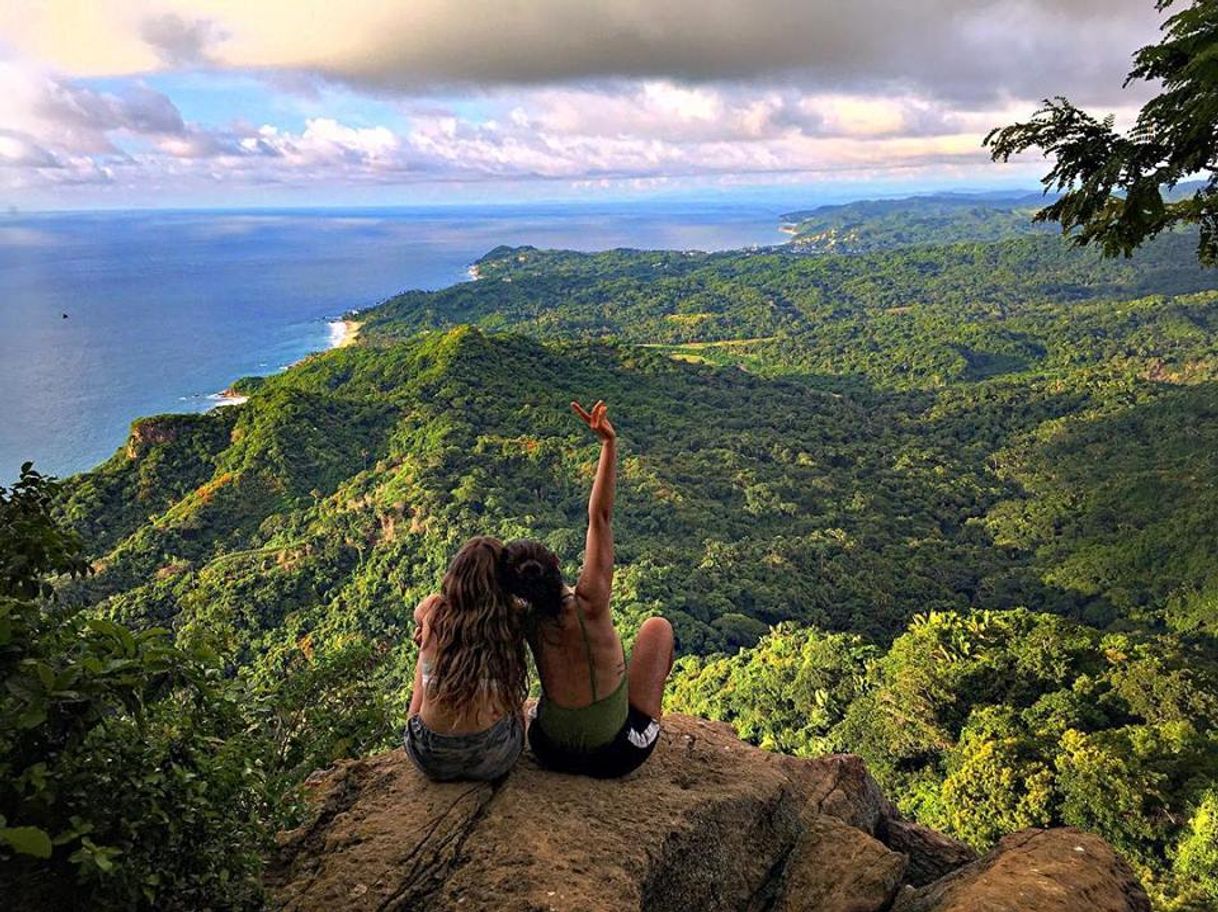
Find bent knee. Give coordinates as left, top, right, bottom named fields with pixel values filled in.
left=638, top=616, right=675, bottom=667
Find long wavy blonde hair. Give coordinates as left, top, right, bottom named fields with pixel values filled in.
left=426, top=536, right=528, bottom=717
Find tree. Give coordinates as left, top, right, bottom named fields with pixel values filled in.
left=0, top=465, right=271, bottom=909
left=934, top=707, right=1055, bottom=849
left=1174, top=790, right=1218, bottom=903
left=1, top=463, right=90, bottom=598
left=986, top=1, right=1218, bottom=264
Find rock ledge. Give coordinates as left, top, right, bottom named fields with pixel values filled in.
left=267, top=715, right=1149, bottom=912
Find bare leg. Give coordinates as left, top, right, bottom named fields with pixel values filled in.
left=628, top=616, right=675, bottom=720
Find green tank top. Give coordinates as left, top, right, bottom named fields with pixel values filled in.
left=535, top=596, right=629, bottom=751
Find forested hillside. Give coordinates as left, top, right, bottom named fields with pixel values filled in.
left=780, top=192, right=1057, bottom=253
left=4, top=197, right=1217, bottom=908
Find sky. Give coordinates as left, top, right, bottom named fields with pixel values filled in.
left=0, top=0, right=1168, bottom=209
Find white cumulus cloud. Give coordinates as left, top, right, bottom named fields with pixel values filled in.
left=0, top=0, right=1170, bottom=203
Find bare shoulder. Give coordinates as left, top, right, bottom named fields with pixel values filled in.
left=572, top=583, right=609, bottom=620
left=414, top=593, right=442, bottom=623
left=413, top=594, right=441, bottom=646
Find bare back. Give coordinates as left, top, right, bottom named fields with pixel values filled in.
left=524, top=401, right=675, bottom=772
left=412, top=596, right=511, bottom=734
left=529, top=587, right=625, bottom=708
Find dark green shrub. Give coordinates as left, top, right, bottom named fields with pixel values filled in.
left=0, top=466, right=272, bottom=909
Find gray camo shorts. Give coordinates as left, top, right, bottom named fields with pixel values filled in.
left=404, top=712, right=524, bottom=781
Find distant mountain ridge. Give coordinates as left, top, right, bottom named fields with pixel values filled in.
left=780, top=188, right=1053, bottom=224
left=778, top=191, right=1058, bottom=254
left=775, top=184, right=1212, bottom=256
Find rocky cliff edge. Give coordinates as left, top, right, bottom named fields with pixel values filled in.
left=267, top=714, right=1150, bottom=912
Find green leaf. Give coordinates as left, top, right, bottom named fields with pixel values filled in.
left=1, top=826, right=53, bottom=858
left=34, top=662, right=55, bottom=690
left=87, top=618, right=136, bottom=653
left=17, top=705, right=47, bottom=729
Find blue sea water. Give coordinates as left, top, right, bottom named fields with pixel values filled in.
left=0, top=203, right=787, bottom=483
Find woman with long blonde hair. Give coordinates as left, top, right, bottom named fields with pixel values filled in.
left=405, top=535, right=528, bottom=781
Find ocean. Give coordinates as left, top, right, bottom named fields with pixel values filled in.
left=0, top=203, right=788, bottom=483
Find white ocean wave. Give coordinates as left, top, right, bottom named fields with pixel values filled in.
left=207, top=391, right=248, bottom=409
left=327, top=320, right=347, bottom=348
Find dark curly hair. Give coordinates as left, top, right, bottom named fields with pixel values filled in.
left=501, top=539, right=565, bottom=619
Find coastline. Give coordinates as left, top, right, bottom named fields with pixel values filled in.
left=208, top=391, right=249, bottom=409
left=210, top=318, right=363, bottom=410
left=330, top=318, right=363, bottom=348
left=5, top=205, right=792, bottom=482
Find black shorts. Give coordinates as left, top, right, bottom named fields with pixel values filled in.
left=528, top=704, right=661, bottom=779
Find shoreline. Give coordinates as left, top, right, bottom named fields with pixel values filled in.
left=208, top=391, right=249, bottom=409
left=329, top=317, right=363, bottom=349
left=210, top=317, right=363, bottom=410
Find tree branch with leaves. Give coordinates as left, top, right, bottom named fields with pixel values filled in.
left=986, top=0, right=1218, bottom=264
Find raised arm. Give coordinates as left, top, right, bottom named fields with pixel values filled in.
left=572, top=401, right=617, bottom=616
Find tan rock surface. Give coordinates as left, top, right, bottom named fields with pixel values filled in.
left=882, top=818, right=978, bottom=887
left=774, top=815, right=906, bottom=912
left=891, top=827, right=1151, bottom=912
left=267, top=715, right=1149, bottom=912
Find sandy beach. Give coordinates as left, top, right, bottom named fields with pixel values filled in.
left=208, top=319, right=361, bottom=412
left=329, top=318, right=363, bottom=348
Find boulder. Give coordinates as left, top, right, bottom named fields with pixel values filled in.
left=266, top=715, right=1148, bottom=912
left=890, top=827, right=1151, bottom=912
left=774, top=815, right=906, bottom=912
left=882, top=818, right=978, bottom=887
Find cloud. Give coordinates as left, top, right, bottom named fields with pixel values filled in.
left=512, top=84, right=967, bottom=144
left=308, top=0, right=1159, bottom=106
left=139, top=13, right=228, bottom=67
left=0, top=65, right=255, bottom=187
left=0, top=0, right=1165, bottom=105
left=399, top=83, right=1015, bottom=182
left=0, top=66, right=1125, bottom=198
left=0, top=131, right=62, bottom=169
left=38, top=82, right=187, bottom=139
left=0, top=2, right=1167, bottom=203
left=0, top=63, right=193, bottom=161
left=0, top=63, right=424, bottom=191
left=248, top=119, right=402, bottom=168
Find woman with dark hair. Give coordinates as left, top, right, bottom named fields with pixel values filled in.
left=503, top=400, right=674, bottom=778
left=405, top=535, right=529, bottom=781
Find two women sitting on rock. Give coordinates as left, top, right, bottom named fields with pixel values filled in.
left=405, top=400, right=675, bottom=782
